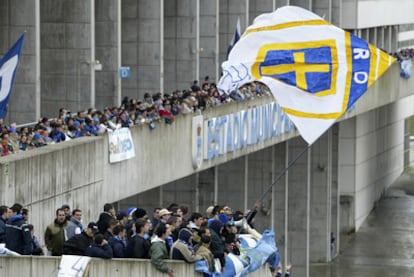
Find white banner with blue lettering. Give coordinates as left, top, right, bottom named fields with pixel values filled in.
left=57, top=255, right=91, bottom=277
left=107, top=128, right=135, bottom=163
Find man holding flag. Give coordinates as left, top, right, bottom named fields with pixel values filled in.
left=0, top=33, right=25, bottom=120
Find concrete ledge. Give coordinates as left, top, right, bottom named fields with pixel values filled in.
left=0, top=255, right=270, bottom=276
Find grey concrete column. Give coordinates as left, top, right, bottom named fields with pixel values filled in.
left=95, top=0, right=117, bottom=107
left=287, top=137, right=310, bottom=277
left=309, top=131, right=333, bottom=262
left=338, top=118, right=357, bottom=234
left=41, top=0, right=92, bottom=115
left=219, top=0, right=246, bottom=65
left=248, top=0, right=274, bottom=22
left=217, top=156, right=245, bottom=211
left=200, top=0, right=219, bottom=83
left=164, top=0, right=197, bottom=92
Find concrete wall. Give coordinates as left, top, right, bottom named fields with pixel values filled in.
left=339, top=93, right=414, bottom=231
left=0, top=255, right=266, bottom=277
left=342, top=0, right=414, bottom=29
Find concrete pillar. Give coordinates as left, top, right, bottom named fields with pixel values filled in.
left=338, top=118, right=356, bottom=233
left=41, top=0, right=92, bottom=115
left=164, top=0, right=197, bottom=92
left=95, top=0, right=118, bottom=108
left=309, top=131, right=333, bottom=262
left=270, top=142, right=289, bottom=265
left=290, top=0, right=312, bottom=10
left=217, top=156, right=246, bottom=211
left=219, top=0, right=246, bottom=64
left=121, top=0, right=162, bottom=99
left=286, top=137, right=310, bottom=277
left=249, top=0, right=274, bottom=21
left=313, top=0, right=332, bottom=21
left=199, top=0, right=218, bottom=84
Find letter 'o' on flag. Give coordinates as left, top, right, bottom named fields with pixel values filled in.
left=0, top=33, right=25, bottom=119
left=218, top=6, right=395, bottom=145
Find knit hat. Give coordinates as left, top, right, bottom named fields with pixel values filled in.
left=127, top=207, right=137, bottom=217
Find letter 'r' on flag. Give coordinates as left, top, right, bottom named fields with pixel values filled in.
left=218, top=6, right=395, bottom=145
left=226, top=17, right=241, bottom=59
left=0, top=33, right=25, bottom=119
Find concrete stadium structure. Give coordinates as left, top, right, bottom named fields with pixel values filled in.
left=1, top=0, right=414, bottom=276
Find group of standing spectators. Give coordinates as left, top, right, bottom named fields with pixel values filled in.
left=0, top=202, right=291, bottom=277
left=0, top=79, right=270, bottom=157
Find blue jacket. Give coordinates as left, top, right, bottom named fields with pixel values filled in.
left=5, top=214, right=33, bottom=255
left=85, top=243, right=113, bottom=259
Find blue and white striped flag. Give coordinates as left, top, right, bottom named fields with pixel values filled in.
left=218, top=6, right=395, bottom=145
left=226, top=17, right=241, bottom=59
left=0, top=33, right=25, bottom=119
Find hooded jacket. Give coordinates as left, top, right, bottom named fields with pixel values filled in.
left=170, top=228, right=203, bottom=262
left=149, top=236, right=169, bottom=273
left=5, top=214, right=33, bottom=255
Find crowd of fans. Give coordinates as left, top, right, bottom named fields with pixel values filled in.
left=393, top=48, right=414, bottom=61
left=0, top=202, right=292, bottom=276
left=0, top=79, right=271, bottom=156
left=1, top=46, right=413, bottom=157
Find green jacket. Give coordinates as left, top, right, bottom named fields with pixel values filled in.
left=44, top=219, right=67, bottom=256
left=149, top=237, right=169, bottom=273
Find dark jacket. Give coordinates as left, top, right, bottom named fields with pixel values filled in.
left=124, top=234, right=136, bottom=258
left=63, top=232, right=93, bottom=255
left=0, top=217, right=6, bottom=243
left=209, top=220, right=226, bottom=268
left=97, top=212, right=112, bottom=234
left=85, top=243, right=113, bottom=259
left=108, top=236, right=126, bottom=258
left=5, top=214, right=33, bottom=255
left=131, top=235, right=151, bottom=259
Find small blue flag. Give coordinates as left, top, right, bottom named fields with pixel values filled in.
left=0, top=33, right=25, bottom=119
left=226, top=17, right=241, bottom=59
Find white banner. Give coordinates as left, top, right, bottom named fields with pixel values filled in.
left=107, top=128, right=135, bottom=163
left=57, top=255, right=91, bottom=277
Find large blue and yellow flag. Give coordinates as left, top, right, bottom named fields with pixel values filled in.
left=218, top=6, right=395, bottom=145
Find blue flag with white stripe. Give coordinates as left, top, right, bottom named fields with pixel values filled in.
left=0, top=33, right=25, bottom=119
left=227, top=17, right=241, bottom=59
